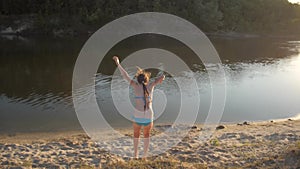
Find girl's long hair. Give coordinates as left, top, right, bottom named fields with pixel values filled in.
left=136, top=67, right=151, bottom=111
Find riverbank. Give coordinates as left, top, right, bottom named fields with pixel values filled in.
left=0, top=119, right=299, bottom=168
left=1, top=14, right=300, bottom=39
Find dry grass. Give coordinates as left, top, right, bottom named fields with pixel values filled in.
left=297, top=141, right=300, bottom=149
left=103, top=157, right=207, bottom=169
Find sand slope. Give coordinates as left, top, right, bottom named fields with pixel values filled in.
left=0, top=120, right=299, bottom=168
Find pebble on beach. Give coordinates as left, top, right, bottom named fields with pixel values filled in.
left=216, top=125, right=226, bottom=130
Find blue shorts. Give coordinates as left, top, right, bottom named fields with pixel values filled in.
left=133, top=117, right=152, bottom=126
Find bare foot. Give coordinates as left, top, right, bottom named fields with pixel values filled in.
left=142, top=156, right=148, bottom=161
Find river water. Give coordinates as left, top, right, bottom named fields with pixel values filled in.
left=0, top=35, right=300, bottom=133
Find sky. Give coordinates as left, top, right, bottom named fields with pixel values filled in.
left=288, top=0, right=300, bottom=4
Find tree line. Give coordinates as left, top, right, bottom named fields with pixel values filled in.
left=1, top=0, right=300, bottom=35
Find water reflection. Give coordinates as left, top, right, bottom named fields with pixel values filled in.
left=0, top=35, right=300, bottom=132
left=0, top=36, right=85, bottom=132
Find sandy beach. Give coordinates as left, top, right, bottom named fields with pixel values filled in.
left=0, top=119, right=299, bottom=169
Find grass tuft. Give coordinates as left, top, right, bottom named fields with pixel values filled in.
left=103, top=157, right=207, bottom=169
left=296, top=141, right=300, bottom=149
left=209, top=138, right=220, bottom=146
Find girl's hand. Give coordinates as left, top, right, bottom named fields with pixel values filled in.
left=113, top=56, right=120, bottom=65
left=158, top=75, right=165, bottom=83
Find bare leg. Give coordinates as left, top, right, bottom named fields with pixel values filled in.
left=133, top=122, right=141, bottom=159
left=143, top=122, right=153, bottom=158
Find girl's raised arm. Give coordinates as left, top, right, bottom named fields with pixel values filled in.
left=150, top=75, right=165, bottom=88
left=113, top=56, right=137, bottom=86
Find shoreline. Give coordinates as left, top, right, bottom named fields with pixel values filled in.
left=2, top=31, right=300, bottom=40
left=0, top=119, right=299, bottom=168
left=1, top=115, right=299, bottom=140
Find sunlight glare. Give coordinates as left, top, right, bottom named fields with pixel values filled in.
left=288, top=0, right=300, bottom=4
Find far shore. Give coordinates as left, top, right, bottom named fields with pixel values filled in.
left=0, top=118, right=299, bottom=168
left=2, top=27, right=300, bottom=40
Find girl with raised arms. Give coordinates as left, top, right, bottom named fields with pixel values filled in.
left=113, top=56, right=165, bottom=158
